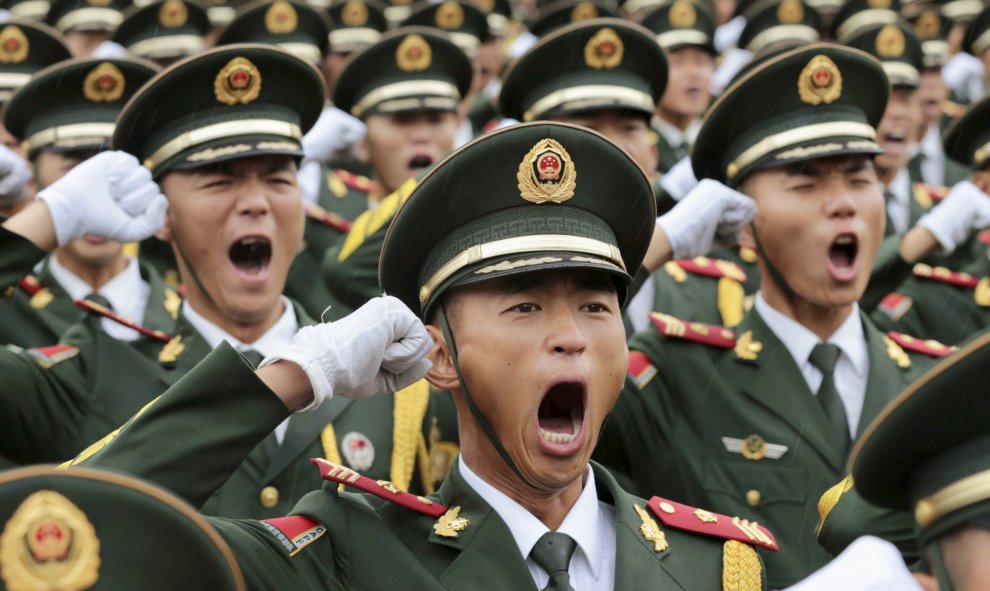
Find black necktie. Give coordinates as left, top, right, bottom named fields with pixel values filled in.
left=241, top=349, right=264, bottom=369
left=808, top=343, right=851, bottom=458
left=84, top=293, right=113, bottom=310
left=674, top=140, right=690, bottom=161
left=530, top=532, right=577, bottom=591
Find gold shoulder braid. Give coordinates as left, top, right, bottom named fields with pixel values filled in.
left=717, top=276, right=745, bottom=328
left=391, top=379, right=431, bottom=492
left=320, top=424, right=346, bottom=492
left=722, top=539, right=762, bottom=591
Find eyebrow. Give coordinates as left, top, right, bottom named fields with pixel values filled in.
left=496, top=271, right=617, bottom=295
left=781, top=157, right=870, bottom=177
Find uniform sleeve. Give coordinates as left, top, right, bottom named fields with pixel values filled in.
left=862, top=234, right=913, bottom=313
left=0, top=226, right=48, bottom=294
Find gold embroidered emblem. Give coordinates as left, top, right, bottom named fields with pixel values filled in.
left=214, top=57, right=262, bottom=105
left=798, top=54, right=842, bottom=105
left=30, top=288, right=53, bottom=309
left=914, top=10, right=941, bottom=39
left=83, top=62, right=125, bottom=103
left=0, top=491, right=101, bottom=591
left=435, top=1, right=464, bottom=29
left=0, top=26, right=29, bottom=64
left=376, top=480, right=401, bottom=494
left=570, top=2, right=598, bottom=21
left=722, top=540, right=762, bottom=591
left=396, top=34, right=431, bottom=72
left=694, top=508, right=718, bottom=523
left=740, top=434, right=768, bottom=460
left=163, top=289, right=181, bottom=320
left=584, top=27, right=623, bottom=69
left=731, top=516, right=773, bottom=546
left=658, top=501, right=675, bottom=514
left=777, top=0, right=803, bottom=24
left=668, top=0, right=696, bottom=28
left=876, top=24, right=905, bottom=58
left=634, top=504, right=668, bottom=552
left=734, top=331, right=762, bottom=361
left=433, top=506, right=470, bottom=538
left=159, top=335, right=185, bottom=364
left=975, top=277, right=990, bottom=307
left=517, top=138, right=577, bottom=204
left=341, top=0, right=368, bottom=25
left=882, top=335, right=911, bottom=369
left=664, top=261, right=687, bottom=283
left=265, top=1, right=298, bottom=34
left=867, top=0, right=890, bottom=8
left=87, top=0, right=111, bottom=6
left=159, top=0, right=188, bottom=27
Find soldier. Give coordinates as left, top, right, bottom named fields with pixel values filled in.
left=0, top=57, right=167, bottom=350
left=593, top=43, right=961, bottom=587
left=1, top=45, right=438, bottom=513
left=44, top=0, right=130, bottom=56
left=112, top=0, right=211, bottom=67
left=76, top=121, right=775, bottom=590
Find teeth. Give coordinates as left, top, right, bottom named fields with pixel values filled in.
left=539, top=409, right=582, bottom=445
left=239, top=237, right=266, bottom=246
left=835, top=236, right=854, bottom=245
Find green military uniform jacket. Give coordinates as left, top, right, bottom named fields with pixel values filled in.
left=285, top=165, right=372, bottom=321
left=595, top=308, right=936, bottom=588
left=78, top=343, right=769, bottom=590
left=655, top=131, right=689, bottom=176
left=0, top=228, right=176, bottom=349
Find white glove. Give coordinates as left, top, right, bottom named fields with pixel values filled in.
left=658, top=155, right=698, bottom=202
left=784, top=536, right=923, bottom=591
left=916, top=180, right=990, bottom=254
left=37, top=151, right=168, bottom=246
left=0, top=144, right=31, bottom=200
left=260, top=296, right=434, bottom=411
left=656, top=178, right=756, bottom=260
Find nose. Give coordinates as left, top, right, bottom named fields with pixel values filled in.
left=824, top=178, right=859, bottom=219
left=547, top=307, right=588, bottom=356
left=236, top=176, right=271, bottom=217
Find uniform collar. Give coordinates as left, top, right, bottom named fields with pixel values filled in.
left=458, top=456, right=604, bottom=579
left=180, top=296, right=298, bottom=356
left=48, top=254, right=144, bottom=316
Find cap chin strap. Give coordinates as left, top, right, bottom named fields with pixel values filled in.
left=437, top=305, right=538, bottom=490
left=750, top=222, right=800, bottom=302
left=927, top=540, right=955, bottom=591
left=169, top=225, right=218, bottom=310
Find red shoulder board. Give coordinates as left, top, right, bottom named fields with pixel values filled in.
left=649, top=313, right=736, bottom=349
left=978, top=230, right=990, bottom=247
left=260, top=516, right=327, bottom=556
left=311, top=458, right=446, bottom=517
left=18, top=275, right=43, bottom=296
left=912, top=263, right=978, bottom=288
left=675, top=256, right=748, bottom=283
left=628, top=351, right=657, bottom=389
left=877, top=293, right=913, bottom=321
left=305, top=203, right=353, bottom=233
left=27, top=344, right=79, bottom=368
left=334, top=168, right=375, bottom=193
left=886, top=331, right=956, bottom=358
left=73, top=299, right=172, bottom=343
left=647, top=496, right=778, bottom=552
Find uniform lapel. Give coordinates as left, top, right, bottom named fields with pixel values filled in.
left=138, top=260, right=179, bottom=334
left=260, top=397, right=353, bottom=483
left=35, top=257, right=83, bottom=337
left=159, top=315, right=215, bottom=386
left=856, top=315, right=908, bottom=437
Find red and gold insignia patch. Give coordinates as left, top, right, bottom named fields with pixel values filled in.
left=517, top=138, right=577, bottom=204
left=878, top=293, right=913, bottom=321
left=27, top=345, right=80, bottom=368
left=396, top=33, right=431, bottom=72
left=214, top=56, right=262, bottom=105
left=341, top=0, right=369, bottom=26
left=265, top=0, right=298, bottom=34
left=0, top=491, right=101, bottom=591
left=628, top=351, right=657, bottom=389
left=0, top=26, right=28, bottom=64
left=83, top=62, right=125, bottom=103
left=798, top=54, right=842, bottom=105
left=260, top=516, right=327, bottom=556
left=159, top=0, right=188, bottom=27
left=584, top=27, right=623, bottom=69
left=311, top=458, right=447, bottom=517
left=676, top=256, right=748, bottom=283
left=435, top=1, right=464, bottom=29
left=777, top=0, right=803, bottom=24
left=886, top=331, right=955, bottom=358
left=876, top=24, right=905, bottom=58
left=648, top=496, right=779, bottom=551
left=649, top=312, right=737, bottom=349
left=912, top=263, right=978, bottom=287
left=668, top=1, right=696, bottom=28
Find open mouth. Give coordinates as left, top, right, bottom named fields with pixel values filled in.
left=537, top=381, right=586, bottom=446
left=408, top=155, right=434, bottom=169
left=827, top=233, right=859, bottom=280
left=228, top=236, right=272, bottom=277
left=881, top=128, right=907, bottom=145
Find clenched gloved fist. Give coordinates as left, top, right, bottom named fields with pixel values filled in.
left=37, top=151, right=168, bottom=246
left=0, top=144, right=31, bottom=200
left=656, top=179, right=756, bottom=260
left=260, top=296, right=434, bottom=411
left=916, top=180, right=990, bottom=254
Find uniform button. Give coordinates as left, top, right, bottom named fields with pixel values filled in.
left=260, top=486, right=279, bottom=508
left=746, top=489, right=761, bottom=508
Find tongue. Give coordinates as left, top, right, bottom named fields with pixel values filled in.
left=829, top=246, right=853, bottom=268
left=540, top=416, right=575, bottom=434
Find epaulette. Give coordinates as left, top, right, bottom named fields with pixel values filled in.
left=18, top=275, right=54, bottom=309
left=260, top=516, right=328, bottom=556
left=304, top=203, right=353, bottom=233
left=311, top=458, right=446, bottom=517
left=912, top=263, right=978, bottom=288
left=628, top=351, right=657, bottom=389
left=649, top=312, right=736, bottom=348
left=886, top=331, right=956, bottom=358
left=669, top=256, right=748, bottom=284
left=978, top=230, right=990, bottom=247
left=73, top=299, right=172, bottom=343
left=911, top=183, right=948, bottom=209
left=26, top=344, right=79, bottom=368
left=333, top=168, right=375, bottom=193
left=647, top=496, right=778, bottom=551
left=877, top=293, right=913, bottom=322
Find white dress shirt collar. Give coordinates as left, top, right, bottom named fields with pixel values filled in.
left=181, top=296, right=298, bottom=358
left=652, top=117, right=701, bottom=149
left=48, top=255, right=149, bottom=342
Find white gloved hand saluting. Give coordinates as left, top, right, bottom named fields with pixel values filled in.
left=916, top=180, right=990, bottom=254
left=0, top=144, right=31, bottom=200
left=656, top=178, right=756, bottom=260
left=260, top=296, right=434, bottom=412
left=37, top=150, right=168, bottom=246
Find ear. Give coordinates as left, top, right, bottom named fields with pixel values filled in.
left=738, top=224, right=756, bottom=250
left=356, top=135, right=370, bottom=165
left=912, top=573, right=939, bottom=591
left=424, top=323, right=460, bottom=392
left=155, top=210, right=173, bottom=242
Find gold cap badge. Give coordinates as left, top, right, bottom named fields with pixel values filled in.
left=159, top=0, right=188, bottom=27
left=0, top=26, right=28, bottom=64
left=914, top=11, right=941, bottom=39
left=435, top=1, right=464, bottom=29
left=584, top=27, right=623, bottom=69
left=570, top=1, right=598, bottom=21
left=669, top=1, right=697, bottom=28
left=867, top=0, right=891, bottom=8
left=396, top=33, right=431, bottom=71
left=83, top=62, right=125, bottom=103
left=473, top=0, right=494, bottom=12
left=777, top=0, right=803, bottom=24
left=876, top=24, right=905, bottom=58
left=797, top=54, right=842, bottom=105
left=214, top=56, right=262, bottom=105
left=517, top=138, right=577, bottom=204
left=265, top=0, right=298, bottom=34
left=341, top=0, right=369, bottom=26
left=0, top=491, right=101, bottom=591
